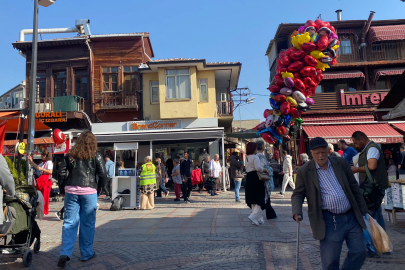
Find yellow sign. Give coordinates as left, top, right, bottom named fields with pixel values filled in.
left=17, top=142, right=26, bottom=155
left=35, top=111, right=67, bottom=123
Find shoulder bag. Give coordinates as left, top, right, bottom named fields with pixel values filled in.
left=248, top=156, right=270, bottom=181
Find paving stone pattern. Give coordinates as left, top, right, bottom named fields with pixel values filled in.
left=2, top=188, right=405, bottom=269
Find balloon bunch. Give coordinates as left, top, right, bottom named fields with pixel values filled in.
left=254, top=19, right=340, bottom=144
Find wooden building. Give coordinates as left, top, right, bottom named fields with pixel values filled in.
left=13, top=33, right=154, bottom=126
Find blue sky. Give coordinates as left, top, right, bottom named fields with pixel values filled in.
left=0, top=0, right=404, bottom=121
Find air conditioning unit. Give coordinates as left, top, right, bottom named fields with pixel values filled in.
left=35, top=103, right=50, bottom=112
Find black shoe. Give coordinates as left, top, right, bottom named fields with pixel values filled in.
left=214, top=193, right=219, bottom=196
left=199, top=189, right=202, bottom=194
left=174, top=198, right=181, bottom=201
left=57, top=255, right=70, bottom=268
left=211, top=193, right=216, bottom=196
left=81, top=252, right=96, bottom=262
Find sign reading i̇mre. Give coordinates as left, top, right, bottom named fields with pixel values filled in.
left=35, top=111, right=67, bottom=123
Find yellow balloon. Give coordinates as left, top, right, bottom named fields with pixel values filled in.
left=332, top=44, right=339, bottom=51
left=297, top=32, right=310, bottom=45
left=286, top=96, right=298, bottom=107
left=315, top=60, right=329, bottom=71
left=281, top=72, right=294, bottom=80
left=273, top=110, right=281, bottom=116
left=291, top=35, right=301, bottom=49
left=310, top=50, right=325, bottom=59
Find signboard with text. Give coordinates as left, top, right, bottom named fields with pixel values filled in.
left=128, top=120, right=181, bottom=131
left=35, top=111, right=67, bottom=123
left=2, top=139, right=69, bottom=156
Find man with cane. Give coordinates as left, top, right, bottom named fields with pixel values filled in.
left=291, top=137, right=368, bottom=270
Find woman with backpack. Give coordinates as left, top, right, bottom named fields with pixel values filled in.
left=57, top=131, right=107, bottom=268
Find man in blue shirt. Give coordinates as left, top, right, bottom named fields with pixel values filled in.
left=99, top=155, right=114, bottom=200
left=337, top=140, right=358, bottom=165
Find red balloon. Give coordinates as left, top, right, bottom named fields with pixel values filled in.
left=280, top=102, right=290, bottom=115
left=277, top=126, right=287, bottom=135
left=289, top=50, right=306, bottom=61
left=330, top=26, right=336, bottom=33
left=303, top=77, right=317, bottom=88
left=331, top=58, right=338, bottom=65
left=300, top=66, right=317, bottom=77
left=274, top=73, right=283, bottom=80
left=293, top=73, right=302, bottom=80
left=280, top=50, right=288, bottom=57
left=268, top=85, right=281, bottom=93
left=274, top=78, right=285, bottom=87
left=285, top=135, right=291, bottom=140
left=279, top=67, right=287, bottom=73
left=287, top=61, right=304, bottom=72
left=316, top=36, right=329, bottom=51
left=277, top=59, right=286, bottom=68
left=294, top=78, right=306, bottom=92
left=290, top=107, right=300, bottom=119
left=316, top=69, right=322, bottom=75
left=314, top=19, right=324, bottom=27
left=53, top=129, right=66, bottom=145
left=274, top=94, right=286, bottom=103
left=261, top=133, right=276, bottom=144
left=280, top=55, right=291, bottom=66
left=301, top=42, right=317, bottom=52
left=305, top=20, right=317, bottom=28
left=324, top=22, right=331, bottom=28
left=287, top=48, right=297, bottom=56
left=303, top=55, right=318, bottom=67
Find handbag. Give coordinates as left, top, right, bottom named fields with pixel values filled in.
left=257, top=170, right=271, bottom=181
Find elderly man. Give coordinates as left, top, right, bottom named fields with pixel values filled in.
left=292, top=137, right=368, bottom=270
left=209, top=154, right=222, bottom=196
left=328, top=143, right=341, bottom=157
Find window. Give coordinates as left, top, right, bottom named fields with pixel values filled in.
left=53, top=71, right=67, bottom=97
left=123, top=66, right=138, bottom=92
left=166, top=69, right=191, bottom=99
left=150, top=81, right=159, bottom=103
left=376, top=77, right=387, bottom=89
left=390, top=75, right=400, bottom=88
left=338, top=40, right=352, bottom=55
left=322, top=81, right=335, bottom=93
left=102, top=67, right=118, bottom=91
left=75, top=69, right=88, bottom=99
left=199, top=79, right=208, bottom=102
left=14, top=91, right=23, bottom=106
left=36, top=72, right=46, bottom=100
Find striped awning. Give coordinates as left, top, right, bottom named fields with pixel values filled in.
left=368, top=25, right=405, bottom=44
left=303, top=123, right=403, bottom=144
left=322, top=71, right=365, bottom=84
left=392, top=123, right=405, bottom=133
left=373, top=68, right=405, bottom=82
left=336, top=29, right=359, bottom=42
left=302, top=113, right=374, bottom=124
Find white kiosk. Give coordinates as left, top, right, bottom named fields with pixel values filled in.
left=111, top=142, right=138, bottom=209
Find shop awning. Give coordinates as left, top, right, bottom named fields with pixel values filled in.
left=391, top=123, right=405, bottom=133
left=94, top=127, right=224, bottom=143
left=368, top=25, right=405, bottom=44
left=5, top=118, right=51, bottom=133
left=373, top=68, right=405, bottom=83
left=0, top=111, right=20, bottom=119
left=322, top=71, right=365, bottom=84
left=226, top=130, right=259, bottom=139
left=3, top=137, right=54, bottom=146
left=303, top=123, right=403, bottom=144
left=302, top=113, right=374, bottom=124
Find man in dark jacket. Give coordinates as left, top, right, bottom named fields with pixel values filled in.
left=229, top=153, right=242, bottom=190
left=200, top=156, right=210, bottom=192
left=292, top=137, right=368, bottom=270
left=180, top=152, right=193, bottom=203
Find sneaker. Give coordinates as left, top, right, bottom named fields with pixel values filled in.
left=278, top=192, right=284, bottom=197
left=55, top=211, right=63, bottom=221
left=214, top=193, right=219, bottom=196
left=57, top=255, right=70, bottom=268
left=235, top=199, right=241, bottom=203
left=199, top=189, right=202, bottom=194
left=184, top=200, right=190, bottom=204
left=174, top=198, right=181, bottom=201
left=165, top=191, right=170, bottom=198
left=248, top=216, right=259, bottom=226
left=258, top=218, right=264, bottom=224
left=96, top=203, right=100, bottom=212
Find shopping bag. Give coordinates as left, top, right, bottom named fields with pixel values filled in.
left=363, top=215, right=377, bottom=255
left=365, top=213, right=393, bottom=255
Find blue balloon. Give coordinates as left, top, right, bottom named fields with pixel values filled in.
left=283, top=115, right=292, bottom=126
left=267, top=127, right=283, bottom=143
left=269, top=98, right=280, bottom=110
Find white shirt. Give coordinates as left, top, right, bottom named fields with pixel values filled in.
left=39, top=160, right=53, bottom=175
left=245, top=155, right=264, bottom=173
left=209, top=159, right=222, bottom=178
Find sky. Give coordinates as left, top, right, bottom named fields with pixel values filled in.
left=0, top=0, right=404, bottom=121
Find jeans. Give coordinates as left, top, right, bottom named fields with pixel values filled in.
left=368, top=206, right=386, bottom=231
left=182, top=177, right=192, bottom=201
left=60, top=192, right=97, bottom=261
left=320, top=210, right=366, bottom=270
left=234, top=180, right=242, bottom=200
left=160, top=178, right=168, bottom=194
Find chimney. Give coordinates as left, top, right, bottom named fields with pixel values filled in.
left=336, top=10, right=342, bottom=21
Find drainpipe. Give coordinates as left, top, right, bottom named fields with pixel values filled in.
left=85, top=39, right=94, bottom=122
left=360, top=11, right=375, bottom=90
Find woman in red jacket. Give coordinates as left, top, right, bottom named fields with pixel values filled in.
left=191, top=165, right=203, bottom=193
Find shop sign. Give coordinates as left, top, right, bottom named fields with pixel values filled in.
left=3, top=139, right=69, bottom=156
left=35, top=111, right=67, bottom=123
left=324, top=138, right=387, bottom=144
left=340, top=90, right=388, bottom=106
left=129, top=120, right=181, bottom=131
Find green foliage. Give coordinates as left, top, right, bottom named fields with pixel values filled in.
left=4, top=156, right=27, bottom=186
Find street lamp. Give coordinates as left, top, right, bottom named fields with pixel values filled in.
left=26, top=0, right=55, bottom=184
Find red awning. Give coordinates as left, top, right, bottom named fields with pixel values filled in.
left=302, top=113, right=374, bottom=124
left=392, top=123, right=405, bottom=133
left=368, top=25, right=405, bottom=44
left=303, top=123, right=403, bottom=144
left=322, top=71, right=365, bottom=84
left=373, top=68, right=405, bottom=82
left=336, top=29, right=359, bottom=42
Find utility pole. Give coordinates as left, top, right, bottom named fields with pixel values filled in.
left=231, top=87, right=254, bottom=131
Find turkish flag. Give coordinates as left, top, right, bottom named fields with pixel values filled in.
left=0, top=122, right=6, bottom=154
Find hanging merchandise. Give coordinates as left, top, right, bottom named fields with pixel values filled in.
left=256, top=19, right=339, bottom=141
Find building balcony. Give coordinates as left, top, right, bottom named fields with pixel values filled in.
left=217, top=101, right=233, bottom=117
left=25, top=96, right=85, bottom=113
left=97, top=91, right=139, bottom=110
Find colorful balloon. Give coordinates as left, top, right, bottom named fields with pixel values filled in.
left=290, top=107, right=300, bottom=118
left=289, top=50, right=306, bottom=61
left=274, top=94, right=287, bottom=103
left=301, top=42, right=317, bottom=52
left=286, top=96, right=298, bottom=107
left=303, top=55, right=318, bottom=67
left=280, top=102, right=290, bottom=115
left=281, top=71, right=294, bottom=79
left=53, top=129, right=66, bottom=145
left=280, top=87, right=293, bottom=96
left=268, top=85, right=281, bottom=93
left=279, top=55, right=291, bottom=66
left=287, top=61, right=304, bottom=72
left=274, top=78, right=285, bottom=87
left=300, top=66, right=317, bottom=77
left=270, top=98, right=280, bottom=110
left=265, top=115, right=274, bottom=128
left=261, top=133, right=276, bottom=144
left=284, top=77, right=294, bottom=88
left=305, top=97, right=315, bottom=106
left=293, top=78, right=306, bottom=92
left=277, top=126, right=287, bottom=135
left=303, top=77, right=317, bottom=88
left=253, top=121, right=266, bottom=130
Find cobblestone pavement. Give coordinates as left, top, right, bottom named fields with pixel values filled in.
left=2, top=187, right=405, bottom=269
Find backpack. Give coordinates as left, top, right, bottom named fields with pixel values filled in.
left=110, top=196, right=124, bottom=211
left=360, top=164, right=385, bottom=209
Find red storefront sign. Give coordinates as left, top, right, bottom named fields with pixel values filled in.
left=340, top=90, right=388, bottom=106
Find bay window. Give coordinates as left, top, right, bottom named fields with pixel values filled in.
left=166, top=69, right=191, bottom=99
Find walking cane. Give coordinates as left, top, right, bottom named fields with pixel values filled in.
left=296, top=220, right=300, bottom=270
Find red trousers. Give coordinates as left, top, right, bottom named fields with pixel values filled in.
left=36, top=175, right=52, bottom=215
left=174, top=183, right=181, bottom=199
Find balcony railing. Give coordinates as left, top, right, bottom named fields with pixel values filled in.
left=99, top=91, right=139, bottom=110
left=336, top=42, right=405, bottom=63
left=217, top=101, right=233, bottom=117
left=25, top=96, right=85, bottom=113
